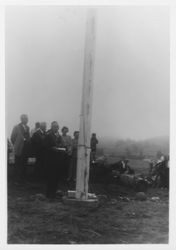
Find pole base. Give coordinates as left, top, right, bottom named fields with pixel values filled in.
left=62, top=190, right=99, bottom=208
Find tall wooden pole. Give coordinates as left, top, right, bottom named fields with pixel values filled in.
left=76, top=9, right=97, bottom=200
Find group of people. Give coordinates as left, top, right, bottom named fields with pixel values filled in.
left=10, top=114, right=99, bottom=199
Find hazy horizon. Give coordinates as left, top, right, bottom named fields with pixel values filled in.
left=6, top=6, right=169, bottom=140
left=98, top=134, right=169, bottom=143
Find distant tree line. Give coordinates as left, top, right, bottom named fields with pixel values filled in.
left=98, top=137, right=169, bottom=159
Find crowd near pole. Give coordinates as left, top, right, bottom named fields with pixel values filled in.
left=75, top=9, right=97, bottom=200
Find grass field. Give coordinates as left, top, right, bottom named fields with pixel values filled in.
left=8, top=159, right=169, bottom=244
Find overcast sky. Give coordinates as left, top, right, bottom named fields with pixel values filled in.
left=6, top=6, right=169, bottom=140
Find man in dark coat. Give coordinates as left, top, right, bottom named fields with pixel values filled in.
left=11, top=114, right=30, bottom=182
left=44, top=121, right=65, bottom=199
left=31, top=122, right=47, bottom=181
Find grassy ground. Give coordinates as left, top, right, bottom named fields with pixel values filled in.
left=8, top=159, right=169, bottom=244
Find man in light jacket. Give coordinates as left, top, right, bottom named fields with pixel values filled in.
left=11, top=114, right=30, bottom=182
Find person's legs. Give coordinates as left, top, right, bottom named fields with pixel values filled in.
left=46, top=154, right=62, bottom=198
left=33, top=156, right=39, bottom=180
left=14, top=155, right=27, bottom=181
left=21, top=142, right=30, bottom=179
left=72, top=157, right=77, bottom=180
left=60, top=153, right=67, bottom=181
left=67, top=157, right=73, bottom=181
left=90, top=151, right=93, bottom=163
left=64, top=155, right=71, bottom=180
left=92, top=151, right=96, bottom=162
left=33, top=154, right=43, bottom=181
left=40, top=155, right=46, bottom=181
left=90, top=150, right=96, bottom=163
left=46, top=169, right=58, bottom=198
left=14, top=155, right=22, bottom=181
left=67, top=157, right=77, bottom=181
left=21, top=154, right=28, bottom=180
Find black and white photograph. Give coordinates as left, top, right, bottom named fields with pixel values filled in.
left=3, top=2, right=172, bottom=245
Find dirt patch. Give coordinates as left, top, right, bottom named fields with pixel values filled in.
left=8, top=178, right=169, bottom=244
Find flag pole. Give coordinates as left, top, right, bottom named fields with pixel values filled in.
left=75, top=9, right=97, bottom=200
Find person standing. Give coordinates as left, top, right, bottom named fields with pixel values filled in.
left=31, top=122, right=47, bottom=181
left=61, top=126, right=72, bottom=181
left=30, top=122, right=40, bottom=137
left=44, top=121, right=64, bottom=199
left=90, top=133, right=98, bottom=163
left=11, top=114, right=30, bottom=182
left=67, top=131, right=79, bottom=182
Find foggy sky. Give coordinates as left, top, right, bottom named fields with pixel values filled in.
left=6, top=6, right=169, bottom=140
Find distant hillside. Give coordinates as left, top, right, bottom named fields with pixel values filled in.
left=97, top=135, right=169, bottom=158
